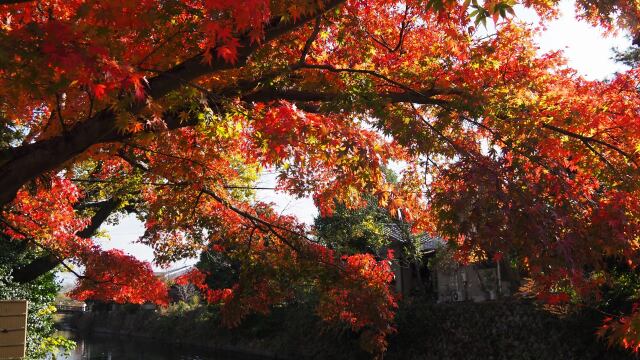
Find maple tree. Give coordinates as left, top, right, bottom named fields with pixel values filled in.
left=2, top=0, right=640, bottom=356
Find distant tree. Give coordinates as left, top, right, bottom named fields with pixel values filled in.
left=315, top=197, right=422, bottom=263
left=196, top=250, right=239, bottom=291
left=315, top=196, right=395, bottom=255
left=315, top=168, right=422, bottom=261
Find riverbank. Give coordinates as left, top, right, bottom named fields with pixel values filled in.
left=53, top=330, right=274, bottom=360
left=62, top=299, right=636, bottom=360
left=69, top=325, right=287, bottom=360
left=64, top=301, right=365, bottom=359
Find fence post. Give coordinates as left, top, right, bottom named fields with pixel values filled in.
left=0, top=300, right=28, bottom=359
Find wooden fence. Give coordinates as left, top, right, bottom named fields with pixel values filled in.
left=0, top=300, right=27, bottom=359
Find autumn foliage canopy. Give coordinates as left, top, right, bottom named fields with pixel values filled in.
left=2, top=0, right=640, bottom=355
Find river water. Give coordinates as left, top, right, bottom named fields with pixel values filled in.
left=52, top=331, right=252, bottom=360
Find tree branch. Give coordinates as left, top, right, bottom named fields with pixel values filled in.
left=299, top=62, right=426, bottom=96
left=201, top=188, right=344, bottom=272
left=364, top=4, right=411, bottom=53
left=9, top=197, right=122, bottom=283
left=0, top=0, right=346, bottom=208
left=241, top=87, right=455, bottom=106
left=299, top=16, right=323, bottom=64
left=541, top=123, right=638, bottom=168
left=0, top=0, right=32, bottom=5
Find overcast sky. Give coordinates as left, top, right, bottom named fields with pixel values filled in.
left=88, top=0, right=632, bottom=273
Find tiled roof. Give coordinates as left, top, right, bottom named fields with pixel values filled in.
left=383, top=223, right=445, bottom=251
left=382, top=222, right=406, bottom=242
left=420, top=236, right=445, bottom=251
left=154, top=265, right=194, bottom=280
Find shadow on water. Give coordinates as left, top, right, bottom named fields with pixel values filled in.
left=51, top=331, right=260, bottom=360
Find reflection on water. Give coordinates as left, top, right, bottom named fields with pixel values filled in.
left=52, top=331, right=236, bottom=360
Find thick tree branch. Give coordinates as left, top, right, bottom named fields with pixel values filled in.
left=0, top=0, right=32, bottom=5
left=0, top=0, right=345, bottom=208
left=8, top=253, right=59, bottom=284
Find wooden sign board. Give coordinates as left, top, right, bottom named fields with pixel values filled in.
left=0, top=301, right=27, bottom=360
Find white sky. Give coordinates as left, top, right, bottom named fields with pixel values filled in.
left=89, top=0, right=632, bottom=271
left=517, top=1, right=630, bottom=79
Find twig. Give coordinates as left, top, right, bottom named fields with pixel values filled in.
left=299, top=16, right=323, bottom=64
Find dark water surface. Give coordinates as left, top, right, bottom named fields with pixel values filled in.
left=52, top=331, right=247, bottom=360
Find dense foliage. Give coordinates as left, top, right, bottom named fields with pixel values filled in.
left=2, top=0, right=640, bottom=356
left=315, top=196, right=406, bottom=255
